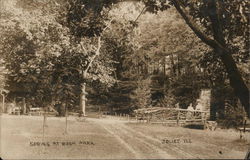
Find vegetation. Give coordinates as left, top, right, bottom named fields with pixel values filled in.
left=0, top=0, right=249, bottom=126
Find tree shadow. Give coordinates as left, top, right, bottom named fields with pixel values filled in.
left=183, top=124, right=204, bottom=130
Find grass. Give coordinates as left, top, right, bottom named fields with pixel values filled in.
left=127, top=123, right=250, bottom=159
left=0, top=115, right=130, bottom=159
left=1, top=114, right=249, bottom=159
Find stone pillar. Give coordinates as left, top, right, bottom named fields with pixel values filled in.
left=199, top=89, right=211, bottom=119
left=80, top=83, right=87, bottom=116
left=23, top=97, right=26, bottom=114
left=200, top=89, right=211, bottom=111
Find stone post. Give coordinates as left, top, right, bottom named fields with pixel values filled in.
left=23, top=97, right=26, bottom=114
left=80, top=83, right=87, bottom=116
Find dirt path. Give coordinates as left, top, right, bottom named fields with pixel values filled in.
left=91, top=118, right=179, bottom=159
left=1, top=115, right=248, bottom=159
left=1, top=115, right=177, bottom=159
left=90, top=118, right=249, bottom=159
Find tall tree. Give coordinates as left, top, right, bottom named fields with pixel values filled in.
left=0, top=0, right=116, bottom=115
left=142, top=0, right=249, bottom=117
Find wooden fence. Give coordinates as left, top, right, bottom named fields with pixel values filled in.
left=102, top=112, right=132, bottom=121
left=134, top=107, right=210, bottom=127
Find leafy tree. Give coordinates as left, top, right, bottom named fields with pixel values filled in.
left=66, top=0, right=118, bottom=37
left=132, top=8, right=209, bottom=107
left=131, top=77, right=152, bottom=109
left=2, top=0, right=249, bottom=118
left=85, top=0, right=246, bottom=116
left=144, top=0, right=250, bottom=117
left=0, top=0, right=116, bottom=115
left=101, top=19, right=140, bottom=113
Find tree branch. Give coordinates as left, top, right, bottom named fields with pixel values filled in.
left=80, top=41, right=88, bottom=53
left=82, top=17, right=115, bottom=78
left=134, top=5, right=147, bottom=23
left=83, top=36, right=101, bottom=77
left=103, top=18, right=114, bottom=33
left=171, top=0, right=229, bottom=53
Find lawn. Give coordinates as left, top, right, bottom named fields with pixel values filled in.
left=0, top=114, right=249, bottom=159
left=127, top=123, right=250, bottom=159
left=0, top=115, right=131, bottom=159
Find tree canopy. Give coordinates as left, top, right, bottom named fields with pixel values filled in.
left=0, top=0, right=249, bottom=119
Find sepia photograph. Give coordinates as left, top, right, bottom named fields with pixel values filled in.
left=0, top=0, right=249, bottom=159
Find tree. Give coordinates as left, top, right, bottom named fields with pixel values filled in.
left=2, top=0, right=248, bottom=117
left=101, top=10, right=142, bottom=113
left=0, top=0, right=117, bottom=115
left=131, top=77, right=152, bottom=109
left=142, top=0, right=249, bottom=117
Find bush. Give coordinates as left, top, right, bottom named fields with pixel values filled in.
left=218, top=103, right=247, bottom=129
left=131, top=77, right=152, bottom=109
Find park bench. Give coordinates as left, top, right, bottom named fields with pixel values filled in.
left=29, top=107, right=57, bottom=116
left=29, top=107, right=43, bottom=116
left=11, top=107, right=21, bottom=115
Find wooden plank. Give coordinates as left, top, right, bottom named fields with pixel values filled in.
left=238, top=128, right=250, bottom=132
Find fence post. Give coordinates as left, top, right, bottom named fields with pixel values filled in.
left=43, top=114, right=46, bottom=140
left=161, top=113, right=164, bottom=125
left=243, top=116, right=247, bottom=133
left=203, top=112, right=207, bottom=130
left=65, top=115, right=68, bottom=134
left=147, top=114, right=151, bottom=124
left=142, top=113, right=145, bottom=123
left=177, top=109, right=180, bottom=126
left=65, top=107, right=68, bottom=134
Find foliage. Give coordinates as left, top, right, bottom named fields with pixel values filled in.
left=133, top=9, right=210, bottom=108
left=131, top=77, right=152, bottom=109
left=170, top=71, right=209, bottom=108
left=66, top=0, right=118, bottom=37
left=0, top=0, right=116, bottom=115
left=95, top=5, right=145, bottom=113
left=218, top=102, right=247, bottom=129
left=1, top=0, right=249, bottom=118
left=0, top=59, right=7, bottom=91
left=141, top=0, right=250, bottom=116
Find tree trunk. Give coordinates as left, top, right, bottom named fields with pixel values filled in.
left=172, top=0, right=250, bottom=117
left=206, top=0, right=249, bottom=117
left=177, top=54, right=181, bottom=76
left=170, top=54, right=176, bottom=76
left=219, top=52, right=249, bottom=116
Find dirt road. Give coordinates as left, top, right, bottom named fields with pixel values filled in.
left=1, top=115, right=176, bottom=159
left=1, top=115, right=249, bottom=159
left=92, top=118, right=177, bottom=159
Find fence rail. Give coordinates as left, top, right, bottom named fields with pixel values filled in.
left=133, top=108, right=210, bottom=127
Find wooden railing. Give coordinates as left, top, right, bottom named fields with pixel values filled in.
left=134, top=108, right=210, bottom=126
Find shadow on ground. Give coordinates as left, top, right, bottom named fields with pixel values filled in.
left=183, top=124, right=204, bottom=130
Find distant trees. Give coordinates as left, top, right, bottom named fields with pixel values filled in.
left=1, top=0, right=249, bottom=119
left=141, top=0, right=249, bottom=117
left=0, top=0, right=116, bottom=115
left=99, top=13, right=144, bottom=112
left=73, top=0, right=249, bottom=120
left=131, top=9, right=206, bottom=108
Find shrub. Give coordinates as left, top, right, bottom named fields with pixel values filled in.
left=218, top=102, right=247, bottom=129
